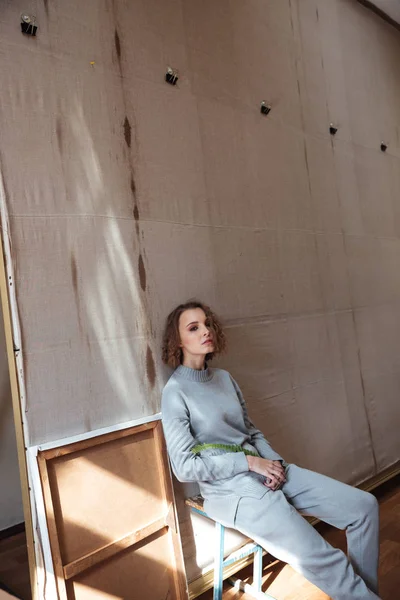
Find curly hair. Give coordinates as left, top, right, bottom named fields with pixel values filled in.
left=161, top=300, right=226, bottom=369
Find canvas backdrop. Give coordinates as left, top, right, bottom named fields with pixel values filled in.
left=0, top=0, right=399, bottom=585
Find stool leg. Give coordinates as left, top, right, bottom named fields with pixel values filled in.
left=253, top=545, right=263, bottom=592
left=213, top=522, right=224, bottom=600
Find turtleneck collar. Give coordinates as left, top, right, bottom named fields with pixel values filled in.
left=174, top=364, right=214, bottom=383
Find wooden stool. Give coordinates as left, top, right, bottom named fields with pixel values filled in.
left=186, top=495, right=277, bottom=600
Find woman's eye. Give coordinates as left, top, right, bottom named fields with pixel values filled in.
left=190, top=326, right=198, bottom=332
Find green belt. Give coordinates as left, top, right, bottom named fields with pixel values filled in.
left=191, top=442, right=258, bottom=457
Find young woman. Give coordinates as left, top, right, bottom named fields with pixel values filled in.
left=161, top=301, right=380, bottom=600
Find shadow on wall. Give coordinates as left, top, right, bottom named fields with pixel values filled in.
left=63, top=97, right=158, bottom=421
left=6, top=88, right=161, bottom=446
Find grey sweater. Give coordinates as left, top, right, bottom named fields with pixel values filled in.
left=161, top=365, right=284, bottom=525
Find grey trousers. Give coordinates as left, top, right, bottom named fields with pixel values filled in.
left=234, top=464, right=380, bottom=600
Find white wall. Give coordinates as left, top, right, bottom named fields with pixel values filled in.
left=0, top=309, right=23, bottom=530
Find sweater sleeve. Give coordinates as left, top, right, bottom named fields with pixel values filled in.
left=161, top=386, right=249, bottom=483
left=230, top=375, right=284, bottom=462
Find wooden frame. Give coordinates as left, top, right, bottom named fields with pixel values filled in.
left=37, top=420, right=187, bottom=600
left=0, top=173, right=37, bottom=599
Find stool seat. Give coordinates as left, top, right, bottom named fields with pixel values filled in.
left=185, top=495, right=277, bottom=600
left=185, top=494, right=205, bottom=512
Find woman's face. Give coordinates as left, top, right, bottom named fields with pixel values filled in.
left=178, top=308, right=215, bottom=362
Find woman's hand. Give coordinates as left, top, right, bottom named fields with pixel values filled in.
left=246, top=456, right=286, bottom=491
